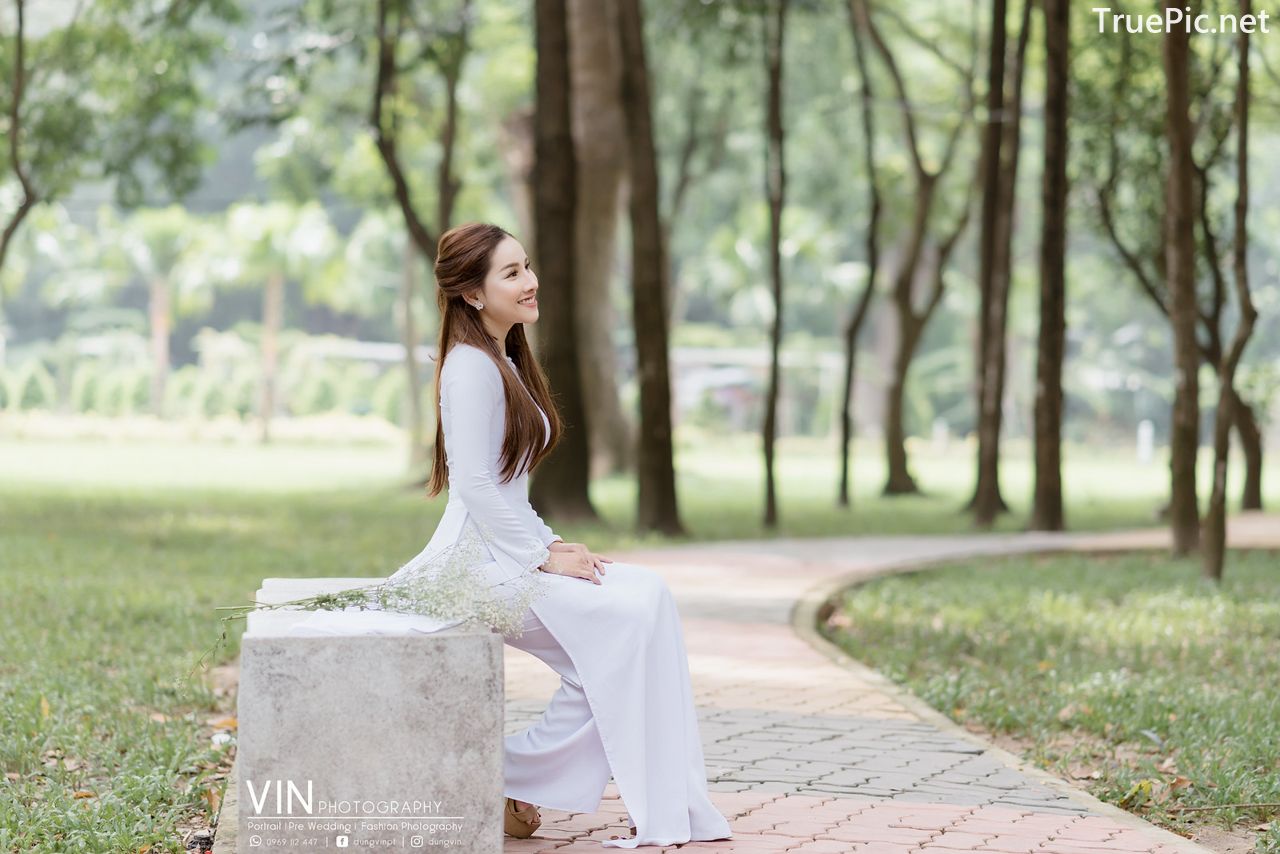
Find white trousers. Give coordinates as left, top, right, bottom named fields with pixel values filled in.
left=501, top=607, right=614, bottom=814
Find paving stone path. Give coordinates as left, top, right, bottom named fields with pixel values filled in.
left=502, top=511, right=1279, bottom=853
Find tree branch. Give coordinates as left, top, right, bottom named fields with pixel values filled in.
left=0, top=0, right=39, bottom=301
left=371, top=0, right=437, bottom=261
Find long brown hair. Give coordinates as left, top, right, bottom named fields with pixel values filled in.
left=425, top=222, right=562, bottom=498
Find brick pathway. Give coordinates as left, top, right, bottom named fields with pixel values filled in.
left=502, top=511, right=1279, bottom=853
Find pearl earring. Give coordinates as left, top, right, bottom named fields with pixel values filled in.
left=471, top=300, right=484, bottom=309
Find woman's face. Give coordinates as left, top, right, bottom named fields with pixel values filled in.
left=476, top=236, right=539, bottom=327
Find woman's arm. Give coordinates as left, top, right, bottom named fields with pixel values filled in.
left=529, top=507, right=561, bottom=547
left=441, top=347, right=551, bottom=573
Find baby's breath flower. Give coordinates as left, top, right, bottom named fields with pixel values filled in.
left=194, top=518, right=552, bottom=680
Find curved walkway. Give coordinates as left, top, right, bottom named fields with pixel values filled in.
left=503, top=511, right=1278, bottom=853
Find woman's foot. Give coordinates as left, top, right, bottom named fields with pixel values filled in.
left=504, top=797, right=542, bottom=838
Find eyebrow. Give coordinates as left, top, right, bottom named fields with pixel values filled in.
left=500, top=257, right=530, bottom=271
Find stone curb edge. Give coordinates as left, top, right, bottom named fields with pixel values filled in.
left=211, top=754, right=238, bottom=853
left=788, top=547, right=1216, bottom=854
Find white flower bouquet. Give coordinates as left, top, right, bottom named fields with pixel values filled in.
left=189, top=518, right=551, bottom=681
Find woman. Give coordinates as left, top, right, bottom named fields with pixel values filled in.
left=424, top=222, right=733, bottom=849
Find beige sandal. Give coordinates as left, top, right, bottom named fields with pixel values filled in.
left=609, top=814, right=637, bottom=841
left=504, top=797, right=542, bottom=838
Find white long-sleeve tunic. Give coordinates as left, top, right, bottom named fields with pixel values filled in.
left=300, top=341, right=733, bottom=848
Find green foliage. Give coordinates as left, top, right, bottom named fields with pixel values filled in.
left=1, top=361, right=56, bottom=411
left=371, top=367, right=408, bottom=426
left=291, top=364, right=340, bottom=416
left=167, top=364, right=202, bottom=417
left=1, top=0, right=243, bottom=211
left=69, top=361, right=103, bottom=414
left=194, top=375, right=228, bottom=419
left=96, top=366, right=149, bottom=416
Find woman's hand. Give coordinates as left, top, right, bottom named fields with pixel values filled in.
left=541, top=544, right=613, bottom=584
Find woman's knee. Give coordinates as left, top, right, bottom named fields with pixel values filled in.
left=609, top=562, right=670, bottom=612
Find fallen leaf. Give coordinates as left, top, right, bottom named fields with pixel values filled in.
left=207, top=715, right=237, bottom=730
left=72, top=790, right=95, bottom=799
left=1119, top=778, right=1157, bottom=808
left=204, top=787, right=222, bottom=815
left=39, top=696, right=50, bottom=719
left=149, top=713, right=167, bottom=723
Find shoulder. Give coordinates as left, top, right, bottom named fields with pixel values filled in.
left=441, top=343, right=503, bottom=390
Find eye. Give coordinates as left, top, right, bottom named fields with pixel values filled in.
left=508, top=261, right=531, bottom=278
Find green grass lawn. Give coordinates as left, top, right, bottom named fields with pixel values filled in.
left=821, top=550, right=1280, bottom=854
left=0, top=433, right=1275, bottom=851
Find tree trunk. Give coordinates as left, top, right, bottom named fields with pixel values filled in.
left=616, top=0, right=683, bottom=536
left=398, top=241, right=426, bottom=472
left=761, top=0, right=787, bottom=529
left=973, top=0, right=1031, bottom=525
left=149, top=276, right=171, bottom=418
left=850, top=0, right=975, bottom=497
left=569, top=0, right=633, bottom=479
left=258, top=272, right=285, bottom=444
left=1162, top=1, right=1201, bottom=556
left=1234, top=390, right=1264, bottom=510
left=1031, top=0, right=1068, bottom=532
left=1203, top=0, right=1258, bottom=581
left=884, top=315, right=922, bottom=494
left=0, top=0, right=37, bottom=304
left=839, top=0, right=884, bottom=508
left=528, top=0, right=599, bottom=525
left=971, top=0, right=1008, bottom=521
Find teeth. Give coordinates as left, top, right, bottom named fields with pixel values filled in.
left=519, top=298, right=535, bottom=304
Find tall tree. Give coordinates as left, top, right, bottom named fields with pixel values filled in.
left=616, top=0, right=683, bottom=536
left=761, top=0, right=788, bottom=528
left=529, top=0, right=599, bottom=525
left=851, top=0, right=978, bottom=497
left=1202, top=0, right=1258, bottom=581
left=970, top=0, right=1009, bottom=521
left=837, top=0, right=884, bottom=509
left=1161, top=0, right=1201, bottom=555
left=971, top=0, right=1031, bottom=527
left=568, top=0, right=633, bottom=477
left=1088, top=30, right=1267, bottom=515
left=1029, top=0, right=1069, bottom=532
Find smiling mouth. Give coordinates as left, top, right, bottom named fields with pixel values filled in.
left=518, top=297, right=538, bottom=306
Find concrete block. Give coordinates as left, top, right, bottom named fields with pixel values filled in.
left=236, top=591, right=503, bottom=852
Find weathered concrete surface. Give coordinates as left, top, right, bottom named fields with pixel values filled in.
left=236, top=628, right=503, bottom=853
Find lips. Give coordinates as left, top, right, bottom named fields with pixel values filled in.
left=519, top=297, right=538, bottom=307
